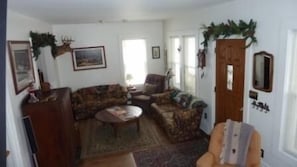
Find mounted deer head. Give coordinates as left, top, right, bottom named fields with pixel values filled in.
left=61, top=36, right=74, bottom=45
left=55, top=36, right=74, bottom=57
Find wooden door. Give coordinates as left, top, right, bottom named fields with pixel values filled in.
left=215, top=39, right=245, bottom=124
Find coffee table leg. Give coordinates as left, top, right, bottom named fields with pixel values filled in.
left=137, top=119, right=140, bottom=134
left=113, top=124, right=118, bottom=138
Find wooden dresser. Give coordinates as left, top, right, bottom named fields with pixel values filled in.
left=22, top=87, right=80, bottom=167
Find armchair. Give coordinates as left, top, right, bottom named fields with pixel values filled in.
left=196, top=122, right=261, bottom=167
left=131, top=74, right=165, bottom=113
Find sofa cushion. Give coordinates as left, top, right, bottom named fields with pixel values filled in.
left=151, top=91, right=172, bottom=105
left=107, top=84, right=125, bottom=98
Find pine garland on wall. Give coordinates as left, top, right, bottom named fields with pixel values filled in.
left=201, top=19, right=257, bottom=48
left=30, top=31, right=57, bottom=60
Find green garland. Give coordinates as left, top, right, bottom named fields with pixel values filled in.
left=201, top=19, right=257, bottom=48
left=30, top=31, right=57, bottom=60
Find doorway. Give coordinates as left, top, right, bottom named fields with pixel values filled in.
left=215, top=39, right=245, bottom=124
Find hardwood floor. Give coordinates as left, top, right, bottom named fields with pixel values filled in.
left=78, top=153, right=136, bottom=167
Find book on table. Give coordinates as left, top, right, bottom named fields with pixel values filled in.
left=106, top=106, right=135, bottom=121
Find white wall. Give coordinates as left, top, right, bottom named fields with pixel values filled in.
left=164, top=0, right=297, bottom=166
left=36, top=46, right=60, bottom=88
left=6, top=10, right=52, bottom=167
left=52, top=21, right=165, bottom=91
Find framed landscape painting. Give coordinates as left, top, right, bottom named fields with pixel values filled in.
left=8, top=40, right=35, bottom=94
left=72, top=46, right=107, bottom=71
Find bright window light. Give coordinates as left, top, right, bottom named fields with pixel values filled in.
left=283, top=30, right=297, bottom=157
left=122, top=39, right=147, bottom=85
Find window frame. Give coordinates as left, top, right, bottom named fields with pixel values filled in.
left=167, top=34, right=198, bottom=95
left=121, top=38, right=148, bottom=86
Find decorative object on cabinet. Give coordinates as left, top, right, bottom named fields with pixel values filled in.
left=22, top=88, right=80, bottom=167
left=152, top=46, right=160, bottom=59
left=201, top=19, right=257, bottom=48
left=72, top=46, right=106, bottom=71
left=251, top=100, right=270, bottom=113
left=40, top=82, right=51, bottom=94
left=253, top=51, right=273, bottom=92
left=7, top=40, right=35, bottom=94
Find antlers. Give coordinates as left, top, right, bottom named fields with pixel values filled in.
left=55, top=36, right=74, bottom=57
left=61, top=36, right=74, bottom=45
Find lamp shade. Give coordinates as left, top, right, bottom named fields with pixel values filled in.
left=126, top=74, right=133, bottom=81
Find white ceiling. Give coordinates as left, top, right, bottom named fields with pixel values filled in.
left=8, top=0, right=232, bottom=24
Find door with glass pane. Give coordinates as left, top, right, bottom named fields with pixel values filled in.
left=215, top=39, right=245, bottom=123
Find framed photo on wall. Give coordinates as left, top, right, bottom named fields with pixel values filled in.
left=72, top=46, right=107, bottom=71
left=152, top=46, right=160, bottom=59
left=8, top=40, right=35, bottom=94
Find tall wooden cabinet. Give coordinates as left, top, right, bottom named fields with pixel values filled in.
left=22, top=87, right=80, bottom=167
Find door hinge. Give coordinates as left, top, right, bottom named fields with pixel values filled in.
left=214, top=86, right=216, bottom=92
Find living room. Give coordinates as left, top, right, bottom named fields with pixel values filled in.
left=4, top=0, right=297, bottom=167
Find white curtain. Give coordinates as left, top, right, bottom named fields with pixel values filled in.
left=283, top=31, right=297, bottom=156
left=122, top=39, right=147, bottom=85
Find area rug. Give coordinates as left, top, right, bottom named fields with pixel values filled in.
left=79, top=115, right=170, bottom=159
left=133, top=138, right=209, bottom=167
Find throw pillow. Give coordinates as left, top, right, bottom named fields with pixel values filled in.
left=179, top=94, right=192, bottom=108
left=143, top=83, right=157, bottom=94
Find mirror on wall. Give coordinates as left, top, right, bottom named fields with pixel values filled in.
left=253, top=51, right=273, bottom=92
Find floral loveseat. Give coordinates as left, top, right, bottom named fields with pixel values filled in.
left=151, top=89, right=207, bottom=142
left=71, top=84, right=128, bottom=120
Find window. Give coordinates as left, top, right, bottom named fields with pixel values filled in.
left=170, top=37, right=181, bottom=89
left=168, top=35, right=197, bottom=95
left=283, top=30, right=297, bottom=157
left=122, top=39, right=147, bottom=85
left=184, top=37, right=196, bottom=95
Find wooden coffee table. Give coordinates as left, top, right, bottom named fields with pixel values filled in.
left=95, top=105, right=143, bottom=137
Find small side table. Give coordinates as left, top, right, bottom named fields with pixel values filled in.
left=127, top=86, right=136, bottom=92
left=127, top=86, right=137, bottom=104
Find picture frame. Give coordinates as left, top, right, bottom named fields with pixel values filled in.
left=152, top=46, right=160, bottom=59
left=8, top=41, right=35, bottom=94
left=72, top=46, right=107, bottom=71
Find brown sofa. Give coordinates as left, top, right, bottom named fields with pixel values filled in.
left=151, top=89, right=207, bottom=142
left=196, top=122, right=261, bottom=167
left=71, top=84, right=128, bottom=120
